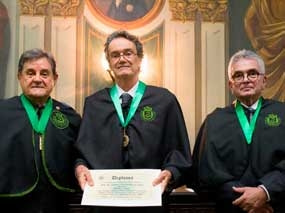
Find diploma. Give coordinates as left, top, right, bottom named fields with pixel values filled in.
left=81, top=169, right=162, bottom=207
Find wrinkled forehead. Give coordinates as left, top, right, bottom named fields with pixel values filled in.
left=231, top=58, right=260, bottom=73
left=22, top=57, right=53, bottom=72
left=108, top=37, right=136, bottom=53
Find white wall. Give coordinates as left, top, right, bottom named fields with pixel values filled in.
left=2, top=0, right=19, bottom=97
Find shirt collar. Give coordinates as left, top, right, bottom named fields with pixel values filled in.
left=241, top=99, right=259, bottom=110
left=116, top=81, right=139, bottom=98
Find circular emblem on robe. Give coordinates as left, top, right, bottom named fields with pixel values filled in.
left=140, top=106, right=156, bottom=121
left=265, top=113, right=281, bottom=127
left=51, top=110, right=69, bottom=129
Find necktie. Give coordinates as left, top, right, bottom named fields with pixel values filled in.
left=243, top=106, right=255, bottom=122
left=120, top=93, right=132, bottom=118
left=120, top=93, right=132, bottom=169
left=37, top=106, right=44, bottom=118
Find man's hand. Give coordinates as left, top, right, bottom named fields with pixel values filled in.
left=75, top=165, right=94, bottom=191
left=232, top=186, right=268, bottom=212
left=152, top=170, right=172, bottom=193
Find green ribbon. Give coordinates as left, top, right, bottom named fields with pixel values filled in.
left=110, top=81, right=146, bottom=127
left=235, top=98, right=262, bottom=144
left=20, top=94, right=53, bottom=134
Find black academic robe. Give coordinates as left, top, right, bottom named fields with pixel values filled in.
left=0, top=96, right=81, bottom=212
left=191, top=98, right=285, bottom=213
left=75, top=85, right=192, bottom=213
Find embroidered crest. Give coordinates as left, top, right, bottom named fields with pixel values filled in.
left=51, top=110, right=69, bottom=129
left=140, top=106, right=156, bottom=121
left=265, top=113, right=281, bottom=127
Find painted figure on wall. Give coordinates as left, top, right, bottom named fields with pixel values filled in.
left=93, top=0, right=155, bottom=22
left=244, top=0, right=285, bottom=101
left=0, top=2, right=9, bottom=98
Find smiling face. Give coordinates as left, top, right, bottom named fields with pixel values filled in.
left=18, top=57, right=58, bottom=106
left=229, top=58, right=266, bottom=105
left=107, top=37, right=142, bottom=84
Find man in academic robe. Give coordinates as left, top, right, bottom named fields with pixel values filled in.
left=191, top=49, right=285, bottom=213
left=0, top=48, right=81, bottom=212
left=75, top=30, right=192, bottom=213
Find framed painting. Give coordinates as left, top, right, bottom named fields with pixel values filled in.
left=86, top=0, right=165, bottom=29
left=228, top=0, right=285, bottom=101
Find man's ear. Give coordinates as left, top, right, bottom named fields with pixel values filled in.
left=228, top=80, right=235, bottom=94
left=54, top=72, right=59, bottom=82
left=228, top=80, right=233, bottom=89
left=263, top=74, right=267, bottom=84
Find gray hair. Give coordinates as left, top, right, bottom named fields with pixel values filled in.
left=18, top=48, right=56, bottom=75
left=104, top=30, right=144, bottom=60
left=227, top=49, right=265, bottom=80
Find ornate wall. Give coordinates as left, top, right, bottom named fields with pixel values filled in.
left=4, top=0, right=228, bottom=148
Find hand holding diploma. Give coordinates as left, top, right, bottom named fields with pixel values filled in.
left=75, top=165, right=94, bottom=190
left=75, top=165, right=172, bottom=193
left=152, top=169, right=172, bottom=192
left=79, top=169, right=170, bottom=207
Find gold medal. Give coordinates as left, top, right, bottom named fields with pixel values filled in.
left=123, top=134, right=129, bottom=147
left=123, top=128, right=129, bottom=147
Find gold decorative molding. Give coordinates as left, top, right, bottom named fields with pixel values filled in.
left=169, top=0, right=227, bottom=22
left=19, top=0, right=49, bottom=16
left=19, top=0, right=81, bottom=16
left=50, top=0, right=81, bottom=16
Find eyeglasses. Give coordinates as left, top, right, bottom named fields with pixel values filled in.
left=109, top=50, right=137, bottom=61
left=231, top=69, right=264, bottom=83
